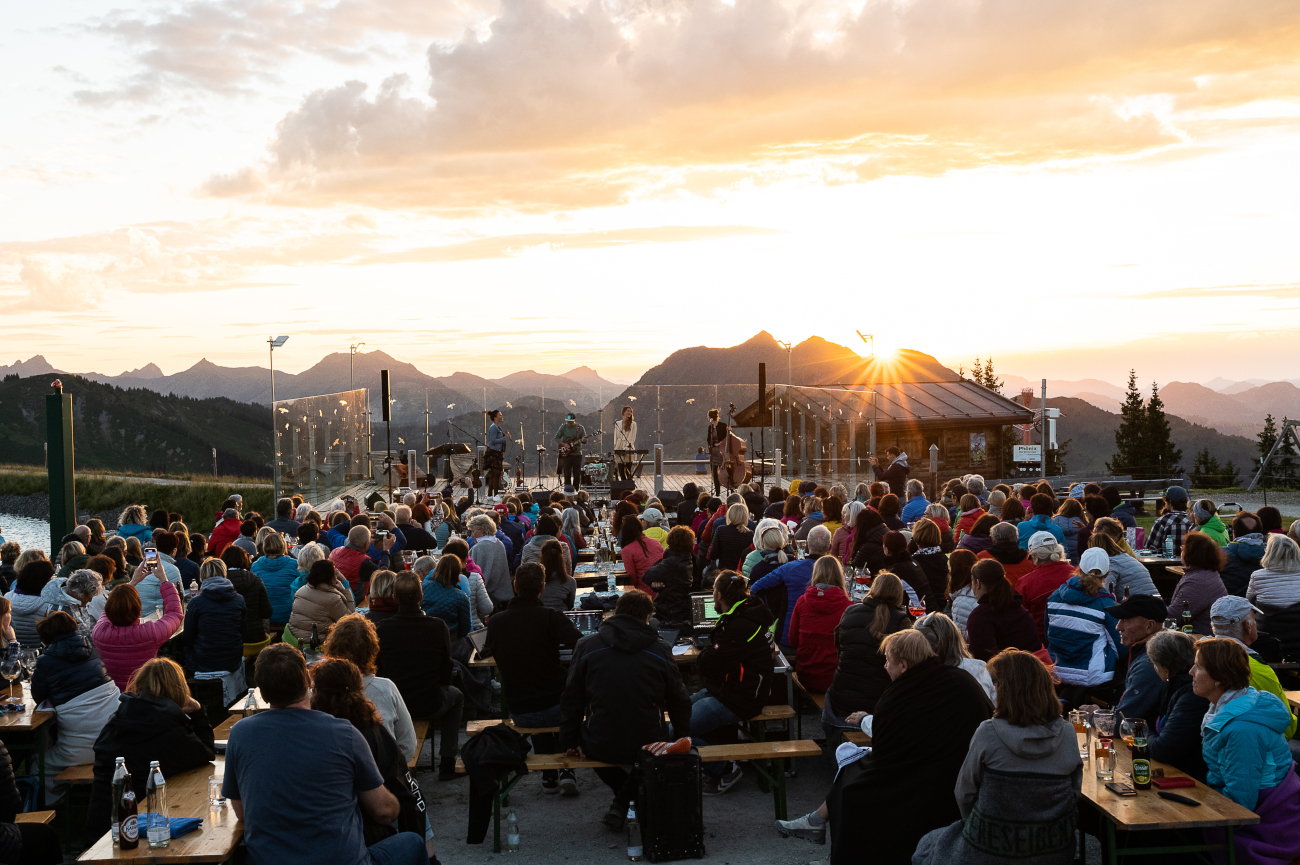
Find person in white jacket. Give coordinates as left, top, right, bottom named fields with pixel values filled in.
left=1247, top=533, right=1300, bottom=609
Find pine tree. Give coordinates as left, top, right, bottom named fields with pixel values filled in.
left=1257, top=414, right=1282, bottom=488
left=1108, top=370, right=1147, bottom=477
left=1220, top=460, right=1240, bottom=487
left=1047, top=437, right=1071, bottom=475
left=1144, top=381, right=1181, bottom=480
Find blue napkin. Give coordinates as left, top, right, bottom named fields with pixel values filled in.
left=169, top=817, right=203, bottom=837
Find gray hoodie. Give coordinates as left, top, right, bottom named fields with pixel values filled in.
left=955, top=717, right=1082, bottom=819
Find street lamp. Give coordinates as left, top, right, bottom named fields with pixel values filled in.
left=856, top=331, right=874, bottom=357
left=349, top=343, right=365, bottom=390
left=269, top=335, right=289, bottom=500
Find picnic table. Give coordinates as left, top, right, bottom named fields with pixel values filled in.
left=0, top=683, right=54, bottom=806
left=469, top=643, right=700, bottom=669
left=1286, top=691, right=1300, bottom=712
left=1080, top=743, right=1258, bottom=865
left=79, top=757, right=241, bottom=863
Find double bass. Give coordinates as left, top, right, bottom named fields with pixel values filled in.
left=720, top=403, right=751, bottom=489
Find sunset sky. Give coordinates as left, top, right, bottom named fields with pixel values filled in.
left=4, top=0, right=1300, bottom=386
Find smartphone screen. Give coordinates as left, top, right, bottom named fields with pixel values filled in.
left=144, top=549, right=159, bottom=563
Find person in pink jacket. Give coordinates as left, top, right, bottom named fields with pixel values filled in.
left=92, top=561, right=183, bottom=690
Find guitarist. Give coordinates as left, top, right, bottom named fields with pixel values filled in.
left=554, top=413, right=589, bottom=492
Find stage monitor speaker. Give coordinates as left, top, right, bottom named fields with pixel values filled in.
left=658, top=490, right=682, bottom=508
left=380, top=369, right=391, bottom=422
left=531, top=491, right=553, bottom=505
left=758, top=362, right=766, bottom=414
left=610, top=480, right=635, bottom=500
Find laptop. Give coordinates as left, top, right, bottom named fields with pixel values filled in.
left=560, top=611, right=604, bottom=660
left=467, top=627, right=490, bottom=658
left=690, top=593, right=722, bottom=627
left=657, top=628, right=680, bottom=647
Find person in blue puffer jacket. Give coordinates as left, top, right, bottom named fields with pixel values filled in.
left=182, top=560, right=246, bottom=675
left=420, top=555, right=471, bottom=640
left=113, top=505, right=156, bottom=546
left=251, top=536, right=302, bottom=628
left=1044, top=555, right=1121, bottom=694
left=1051, top=499, right=1086, bottom=564
left=1221, top=512, right=1267, bottom=597
left=1017, top=495, right=1066, bottom=550
left=1195, top=637, right=1300, bottom=848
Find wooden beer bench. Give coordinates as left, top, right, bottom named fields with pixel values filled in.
left=16, top=811, right=55, bottom=824
left=455, top=739, right=822, bottom=853
left=791, top=673, right=823, bottom=739
left=466, top=704, right=795, bottom=738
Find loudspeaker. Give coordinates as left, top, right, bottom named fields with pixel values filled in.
left=380, top=370, right=391, bottom=422
left=758, top=362, right=766, bottom=414
left=610, top=479, right=635, bottom=500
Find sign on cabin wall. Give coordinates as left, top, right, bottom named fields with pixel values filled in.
left=969, top=432, right=987, bottom=466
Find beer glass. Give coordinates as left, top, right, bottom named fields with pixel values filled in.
left=1069, top=710, right=1090, bottom=760
left=1093, top=709, right=1116, bottom=767
left=208, top=776, right=225, bottom=808
left=1095, top=743, right=1115, bottom=781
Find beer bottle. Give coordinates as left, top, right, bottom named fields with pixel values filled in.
left=1181, top=601, right=1193, bottom=634
left=310, top=624, right=321, bottom=654
left=111, top=757, right=127, bottom=844
left=119, top=775, right=139, bottom=850
left=1123, top=586, right=1131, bottom=602
left=1131, top=721, right=1152, bottom=790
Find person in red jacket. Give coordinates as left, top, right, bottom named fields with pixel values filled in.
left=952, top=494, right=987, bottom=545
left=1017, top=531, right=1081, bottom=643
left=207, top=508, right=242, bottom=557
left=788, top=556, right=852, bottom=692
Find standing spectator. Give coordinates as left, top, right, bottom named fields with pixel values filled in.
left=965, top=560, right=1042, bottom=662
left=560, top=591, right=691, bottom=830
left=93, top=564, right=183, bottom=690
left=1170, top=532, right=1229, bottom=635
left=867, top=446, right=910, bottom=492
left=322, top=616, right=418, bottom=766
left=221, top=645, right=424, bottom=865
left=1107, top=594, right=1168, bottom=724
left=1149, top=486, right=1194, bottom=555
left=788, top=558, right=851, bottom=692
left=376, top=573, right=462, bottom=781
left=1016, top=533, right=1077, bottom=642
left=487, top=563, right=584, bottom=794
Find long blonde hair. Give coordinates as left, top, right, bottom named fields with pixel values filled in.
left=867, top=572, right=908, bottom=639
left=811, top=556, right=847, bottom=596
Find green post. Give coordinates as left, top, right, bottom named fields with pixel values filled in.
left=46, top=380, right=76, bottom=553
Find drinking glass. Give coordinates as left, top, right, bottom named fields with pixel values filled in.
left=208, top=776, right=225, bottom=808
left=1095, top=743, right=1115, bottom=781
left=796, top=540, right=807, bottom=559
left=1093, top=710, right=1116, bottom=764
left=1069, top=710, right=1090, bottom=760
left=1119, top=719, right=1139, bottom=749
left=19, top=649, right=38, bottom=677
left=0, top=660, right=20, bottom=700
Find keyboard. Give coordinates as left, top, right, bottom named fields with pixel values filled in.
left=613, top=449, right=649, bottom=455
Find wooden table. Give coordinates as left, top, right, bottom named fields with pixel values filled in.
left=469, top=643, right=699, bottom=669
left=1285, top=690, right=1300, bottom=713
left=79, top=758, right=242, bottom=863
left=1080, top=744, right=1258, bottom=864
left=0, top=682, right=55, bottom=806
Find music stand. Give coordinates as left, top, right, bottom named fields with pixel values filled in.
left=530, top=446, right=551, bottom=491
left=424, top=442, right=472, bottom=490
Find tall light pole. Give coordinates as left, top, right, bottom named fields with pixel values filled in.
left=268, top=335, right=290, bottom=500
left=856, top=331, right=874, bottom=357
left=349, top=343, right=365, bottom=390
left=778, top=340, right=792, bottom=477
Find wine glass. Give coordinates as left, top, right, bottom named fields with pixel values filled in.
left=19, top=649, right=38, bottom=678
left=0, top=659, right=20, bottom=701
left=1119, top=719, right=1140, bottom=749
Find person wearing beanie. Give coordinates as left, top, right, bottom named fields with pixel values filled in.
left=1149, top=486, right=1194, bottom=556
left=1191, top=499, right=1229, bottom=546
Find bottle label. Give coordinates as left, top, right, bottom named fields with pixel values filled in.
left=628, top=846, right=644, bottom=857
left=112, top=821, right=119, bottom=842
left=148, top=822, right=170, bottom=844
left=121, top=815, right=139, bottom=843
left=1132, top=759, right=1151, bottom=784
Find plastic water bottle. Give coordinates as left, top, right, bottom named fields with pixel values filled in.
left=145, top=761, right=169, bottom=848
left=187, top=580, right=199, bottom=601
left=1164, top=535, right=1174, bottom=558
left=110, top=757, right=127, bottom=844
left=626, top=805, right=643, bottom=860
left=243, top=688, right=257, bottom=713
left=505, top=808, right=520, bottom=853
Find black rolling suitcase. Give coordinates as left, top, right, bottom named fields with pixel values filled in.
left=636, top=748, right=705, bottom=861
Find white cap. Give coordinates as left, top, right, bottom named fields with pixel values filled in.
left=1079, top=547, right=1110, bottom=575
left=1027, top=531, right=1057, bottom=552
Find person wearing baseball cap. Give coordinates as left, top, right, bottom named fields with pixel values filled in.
left=640, top=508, right=668, bottom=548
left=1106, top=593, right=1168, bottom=723
left=1149, top=485, right=1194, bottom=556
left=1044, top=547, right=1121, bottom=697
left=1210, top=596, right=1298, bottom=739
left=1016, top=531, right=1075, bottom=642
left=553, top=414, right=587, bottom=492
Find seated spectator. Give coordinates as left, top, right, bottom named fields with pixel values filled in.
left=880, top=530, right=939, bottom=611
left=822, top=572, right=911, bottom=728
left=0, top=542, right=18, bottom=594
left=1169, top=532, right=1228, bottom=636
left=1051, top=498, right=1085, bottom=564
left=222, top=644, right=424, bottom=865
left=375, top=573, right=461, bottom=781
left=1016, top=533, right=1076, bottom=642
left=252, top=531, right=299, bottom=629
left=646, top=527, right=694, bottom=626
left=310, top=659, right=437, bottom=858
left=183, top=559, right=249, bottom=702
left=1247, top=533, right=1300, bottom=609
left=232, top=519, right=259, bottom=559
left=468, top=515, right=512, bottom=611
left=913, top=612, right=995, bottom=703
left=947, top=550, right=979, bottom=639
left=619, top=514, right=664, bottom=598
left=789, top=556, right=851, bottom=695
left=1222, top=511, right=1266, bottom=596
left=684, top=571, right=775, bottom=794
left=419, top=555, right=471, bottom=640
left=1045, top=550, right=1121, bottom=701
left=753, top=525, right=831, bottom=649
left=778, top=630, right=993, bottom=860
left=1144, top=630, right=1209, bottom=782
left=48, top=568, right=103, bottom=641
left=1149, top=486, right=1194, bottom=555
left=31, top=611, right=120, bottom=801
left=956, top=514, right=999, bottom=557
left=561, top=590, right=691, bottom=831
left=1258, top=505, right=1285, bottom=536
left=848, top=509, right=888, bottom=573
left=331, top=525, right=393, bottom=605
left=443, top=542, right=492, bottom=632
left=1090, top=520, right=1158, bottom=597
left=322, top=616, right=418, bottom=766
left=966, top=560, right=1041, bottom=662
left=900, top=479, right=930, bottom=524
left=952, top=494, right=987, bottom=544
left=708, top=504, right=754, bottom=574
left=115, top=505, right=156, bottom=547
left=1074, top=494, right=1111, bottom=555
left=776, top=495, right=801, bottom=533
left=1107, top=594, right=1168, bottom=724
left=485, top=563, right=582, bottom=795
left=876, top=494, right=903, bottom=532
left=364, top=569, right=400, bottom=627
left=1210, top=596, right=1298, bottom=740
left=55, top=540, right=88, bottom=581
left=220, top=546, right=272, bottom=647
left=830, top=502, right=863, bottom=565
left=1192, top=499, right=1229, bottom=546
left=0, top=738, right=62, bottom=862
left=289, top=560, right=356, bottom=644
left=1194, top=638, right=1300, bottom=863
left=793, top=497, right=826, bottom=541
left=1017, top=494, right=1066, bottom=550
left=264, top=497, right=301, bottom=536
left=93, top=564, right=183, bottom=690
left=975, top=521, right=1033, bottom=589
left=5, top=560, right=55, bottom=647
left=913, top=649, right=1080, bottom=865
left=909, top=519, right=948, bottom=596
left=520, top=514, right=573, bottom=577
left=393, top=505, right=436, bottom=554
left=1101, top=486, right=1138, bottom=529
left=679, top=483, right=703, bottom=524
left=84, top=658, right=215, bottom=847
